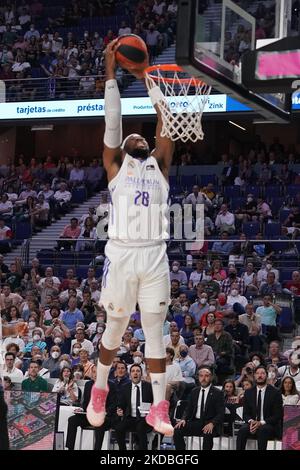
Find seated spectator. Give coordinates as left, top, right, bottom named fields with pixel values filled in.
left=256, top=197, right=272, bottom=222
left=21, top=361, right=48, bottom=391
left=120, top=337, right=140, bottom=365
left=226, top=284, right=248, bottom=310
left=265, top=341, right=288, bottom=367
left=62, top=296, right=84, bottom=334
left=212, top=231, right=234, bottom=255
left=282, top=205, right=300, bottom=238
left=114, top=364, right=153, bottom=451
left=3, top=352, right=23, bottom=380
left=42, top=345, right=61, bottom=373
left=188, top=333, right=215, bottom=369
left=78, top=349, right=94, bottom=380
left=257, top=260, right=279, bottom=286
left=23, top=327, right=47, bottom=355
left=70, top=327, right=93, bottom=356
left=165, top=330, right=182, bottom=359
left=54, top=182, right=72, bottom=214
left=184, top=185, right=212, bottom=214
left=163, top=321, right=185, bottom=346
left=189, top=291, right=209, bottom=324
left=110, top=361, right=131, bottom=393
left=284, top=271, right=300, bottom=296
left=38, top=266, right=61, bottom=289
left=174, top=367, right=224, bottom=450
left=266, top=363, right=281, bottom=388
left=175, top=344, right=196, bottom=391
left=281, top=377, right=300, bottom=405
left=170, top=279, right=181, bottom=299
left=206, top=319, right=234, bottom=383
left=170, top=261, right=188, bottom=286
left=75, top=217, right=97, bottom=252
left=278, top=352, right=300, bottom=383
left=211, top=259, right=227, bottom=283
left=250, top=232, right=274, bottom=262
left=201, top=311, right=216, bottom=337
left=259, top=272, right=282, bottom=296
left=180, top=314, right=195, bottom=347
left=165, top=347, right=184, bottom=401
left=85, top=159, right=104, bottom=195
left=225, top=314, right=249, bottom=370
left=188, top=260, right=209, bottom=288
left=69, top=161, right=84, bottom=188
left=0, top=219, right=12, bottom=253
left=221, top=266, right=245, bottom=295
left=235, top=193, right=257, bottom=223
left=241, top=262, right=258, bottom=295
left=24, top=355, right=50, bottom=379
left=52, top=366, right=79, bottom=406
left=236, top=366, right=283, bottom=450
left=45, top=326, right=71, bottom=355
left=0, top=194, right=13, bottom=220
left=57, top=217, right=81, bottom=251
left=239, top=304, right=263, bottom=352
left=215, top=204, right=235, bottom=234
left=255, top=296, right=282, bottom=342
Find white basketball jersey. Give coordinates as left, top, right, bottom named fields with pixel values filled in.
left=108, top=154, right=169, bottom=246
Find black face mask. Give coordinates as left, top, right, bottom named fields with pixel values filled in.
left=129, top=148, right=149, bottom=160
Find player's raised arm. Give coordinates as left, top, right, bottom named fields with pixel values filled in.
left=103, top=39, right=123, bottom=182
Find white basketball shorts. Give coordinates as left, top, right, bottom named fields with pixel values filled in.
left=100, top=240, right=170, bottom=316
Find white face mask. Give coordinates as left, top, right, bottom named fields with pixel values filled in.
left=231, top=289, right=238, bottom=297
left=74, top=372, right=83, bottom=380
left=206, top=276, right=212, bottom=282
left=200, top=298, right=207, bottom=305
left=247, top=197, right=253, bottom=203
left=252, top=359, right=260, bottom=368
left=268, top=371, right=276, bottom=379
left=33, top=334, right=41, bottom=342
left=182, top=306, right=189, bottom=313
left=73, top=348, right=80, bottom=355
left=133, top=356, right=142, bottom=364
left=266, top=264, right=272, bottom=270
left=172, top=266, right=179, bottom=273
left=208, top=305, right=216, bottom=313
left=28, top=321, right=36, bottom=329
left=54, top=337, right=62, bottom=344
left=51, top=352, right=60, bottom=359
left=97, top=327, right=104, bottom=334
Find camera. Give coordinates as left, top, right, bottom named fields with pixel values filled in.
left=245, top=367, right=253, bottom=374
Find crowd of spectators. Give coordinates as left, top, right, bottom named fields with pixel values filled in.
left=0, top=153, right=104, bottom=250
left=0, top=0, right=177, bottom=101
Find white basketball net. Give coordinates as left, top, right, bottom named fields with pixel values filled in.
left=145, top=66, right=211, bottom=143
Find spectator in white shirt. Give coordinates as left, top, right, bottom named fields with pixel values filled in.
left=152, top=0, right=166, bottom=16
left=0, top=194, right=13, bottom=218
left=6, top=187, right=18, bottom=203
left=38, top=266, right=61, bottom=289
left=19, top=9, right=31, bottom=27
left=184, top=185, right=212, bottom=212
left=38, top=182, right=54, bottom=201
left=70, top=328, right=94, bottom=356
left=167, top=0, right=178, bottom=15
left=16, top=183, right=37, bottom=206
left=54, top=182, right=72, bottom=214
left=227, top=284, right=248, bottom=309
left=166, top=346, right=184, bottom=400
left=257, top=261, right=279, bottom=286
left=188, top=260, right=209, bottom=288
left=118, top=21, right=132, bottom=36
left=3, top=352, right=24, bottom=380
left=215, top=204, right=235, bottom=234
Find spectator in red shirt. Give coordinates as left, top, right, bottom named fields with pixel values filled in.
left=0, top=219, right=12, bottom=254
left=57, top=218, right=80, bottom=251
left=284, top=271, right=300, bottom=296
left=103, top=29, right=116, bottom=46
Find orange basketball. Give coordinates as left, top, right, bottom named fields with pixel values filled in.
left=115, top=34, right=149, bottom=75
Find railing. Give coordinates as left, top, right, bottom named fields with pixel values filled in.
left=0, top=72, right=136, bottom=102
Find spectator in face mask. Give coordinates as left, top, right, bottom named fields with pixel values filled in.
left=42, top=345, right=61, bottom=373
left=175, top=344, right=196, bottom=391
left=51, top=354, right=72, bottom=378
left=70, top=342, right=82, bottom=366
left=189, top=292, right=209, bottom=324
left=23, top=328, right=47, bottom=354
left=227, top=284, right=248, bottom=310
left=172, top=301, right=190, bottom=330
left=170, top=261, right=188, bottom=286
left=44, top=325, right=67, bottom=351
left=266, top=364, right=280, bottom=387
left=257, top=261, right=279, bottom=287
left=70, top=327, right=94, bottom=356
left=90, top=321, right=106, bottom=347
left=221, top=267, right=246, bottom=295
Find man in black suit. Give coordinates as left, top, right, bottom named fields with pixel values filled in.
left=114, top=364, right=153, bottom=450
left=174, top=367, right=225, bottom=450
left=66, top=378, right=117, bottom=450
left=236, top=365, right=283, bottom=450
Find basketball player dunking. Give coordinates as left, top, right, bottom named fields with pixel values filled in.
left=87, top=39, right=174, bottom=436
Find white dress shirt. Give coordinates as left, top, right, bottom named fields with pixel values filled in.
left=256, top=385, right=267, bottom=422
left=131, top=382, right=142, bottom=418
left=196, top=385, right=211, bottom=419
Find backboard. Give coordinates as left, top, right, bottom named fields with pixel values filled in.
left=176, top=0, right=292, bottom=122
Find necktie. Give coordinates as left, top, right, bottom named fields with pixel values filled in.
left=257, top=389, right=262, bottom=421
left=135, top=385, right=140, bottom=418
left=200, top=389, right=205, bottom=418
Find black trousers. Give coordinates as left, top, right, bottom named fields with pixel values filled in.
left=174, top=419, right=218, bottom=450
left=114, top=416, right=153, bottom=450
left=236, top=423, right=277, bottom=450
left=65, top=414, right=113, bottom=450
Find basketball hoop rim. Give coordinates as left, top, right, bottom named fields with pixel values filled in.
left=144, top=64, right=206, bottom=86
